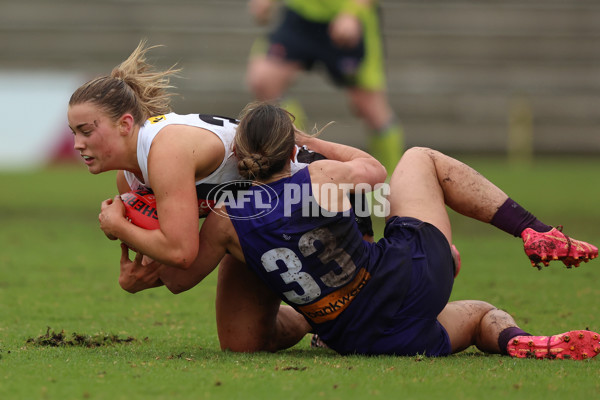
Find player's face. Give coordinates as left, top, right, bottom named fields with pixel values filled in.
left=68, top=102, right=120, bottom=174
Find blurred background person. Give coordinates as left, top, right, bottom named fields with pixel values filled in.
left=245, top=0, right=403, bottom=173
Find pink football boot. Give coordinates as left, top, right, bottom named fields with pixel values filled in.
left=507, top=330, right=600, bottom=360
left=521, top=226, right=598, bottom=269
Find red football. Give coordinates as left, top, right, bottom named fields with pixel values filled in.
left=120, top=189, right=160, bottom=230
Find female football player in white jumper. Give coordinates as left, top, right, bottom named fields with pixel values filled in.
left=68, top=40, right=336, bottom=351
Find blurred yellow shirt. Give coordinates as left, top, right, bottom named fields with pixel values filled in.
left=284, top=0, right=377, bottom=22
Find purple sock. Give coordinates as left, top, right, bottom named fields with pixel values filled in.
left=498, top=327, right=531, bottom=355
left=490, top=198, right=552, bottom=237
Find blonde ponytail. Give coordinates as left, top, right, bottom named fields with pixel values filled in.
left=69, top=39, right=181, bottom=125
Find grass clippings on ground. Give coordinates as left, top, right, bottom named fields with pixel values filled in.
left=25, top=327, right=138, bottom=348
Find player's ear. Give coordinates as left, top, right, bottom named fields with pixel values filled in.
left=290, top=146, right=297, bottom=161
left=118, top=113, right=135, bottom=136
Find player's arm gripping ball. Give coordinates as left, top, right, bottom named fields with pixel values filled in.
left=120, top=189, right=161, bottom=230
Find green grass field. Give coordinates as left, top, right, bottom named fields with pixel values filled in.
left=1, top=156, right=599, bottom=399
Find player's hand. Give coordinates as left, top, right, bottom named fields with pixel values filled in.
left=119, top=243, right=164, bottom=293
left=99, top=196, right=126, bottom=239
left=329, top=13, right=362, bottom=49
left=248, top=0, right=275, bottom=25
left=294, top=129, right=313, bottom=148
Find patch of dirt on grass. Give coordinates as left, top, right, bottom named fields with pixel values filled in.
left=26, top=327, right=137, bottom=348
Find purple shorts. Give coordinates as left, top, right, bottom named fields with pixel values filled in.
left=369, top=216, right=454, bottom=356
left=312, top=216, right=454, bottom=357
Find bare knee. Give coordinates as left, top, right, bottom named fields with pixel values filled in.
left=399, top=147, right=451, bottom=184
left=470, top=301, right=498, bottom=334
left=219, top=330, right=271, bottom=353
left=217, top=303, right=278, bottom=353
left=347, top=90, right=393, bottom=129
left=403, top=146, right=437, bottom=160
left=470, top=300, right=497, bottom=314
left=218, top=306, right=310, bottom=353
left=439, top=300, right=497, bottom=353
left=477, top=305, right=519, bottom=354
left=444, top=300, right=517, bottom=355
left=217, top=299, right=280, bottom=353
left=246, top=58, right=296, bottom=100
left=394, top=147, right=434, bottom=172
left=247, top=71, right=276, bottom=100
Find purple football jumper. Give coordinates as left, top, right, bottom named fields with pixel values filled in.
left=226, top=167, right=453, bottom=356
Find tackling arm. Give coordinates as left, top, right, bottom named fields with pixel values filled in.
left=298, top=133, right=387, bottom=188
left=158, top=211, right=233, bottom=294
